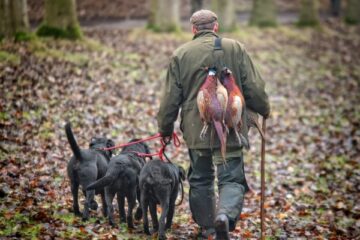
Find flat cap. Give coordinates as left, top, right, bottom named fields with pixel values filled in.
left=190, top=9, right=218, bottom=25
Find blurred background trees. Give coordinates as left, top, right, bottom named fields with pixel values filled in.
left=37, top=0, right=82, bottom=39
left=148, top=0, right=180, bottom=32
left=345, top=0, right=360, bottom=24
left=0, top=0, right=29, bottom=39
left=1, top=0, right=359, bottom=39
left=212, top=0, right=237, bottom=31
left=249, top=0, right=277, bottom=27
left=298, top=0, right=320, bottom=27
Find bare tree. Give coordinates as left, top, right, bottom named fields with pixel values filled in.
left=212, top=0, right=237, bottom=31
left=191, top=0, right=203, bottom=14
left=330, top=0, right=341, bottom=17
left=0, top=0, right=29, bottom=39
left=345, top=0, right=360, bottom=24
left=37, top=0, right=82, bottom=39
left=249, top=0, right=277, bottom=27
left=148, top=0, right=181, bottom=32
left=298, top=0, right=320, bottom=26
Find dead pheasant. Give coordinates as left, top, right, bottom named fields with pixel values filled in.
left=220, top=67, right=249, bottom=149
left=197, top=67, right=228, bottom=159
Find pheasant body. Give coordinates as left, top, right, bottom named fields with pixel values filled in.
left=197, top=68, right=228, bottom=159
left=220, top=67, right=249, bottom=149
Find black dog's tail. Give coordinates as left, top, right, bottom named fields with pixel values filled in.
left=86, top=175, right=114, bottom=190
left=65, top=122, right=82, bottom=162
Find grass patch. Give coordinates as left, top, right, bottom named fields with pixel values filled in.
left=0, top=51, right=20, bottom=65
left=29, top=39, right=89, bottom=66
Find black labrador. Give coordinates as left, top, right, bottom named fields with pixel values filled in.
left=139, top=159, right=185, bottom=240
left=86, top=140, right=150, bottom=228
left=65, top=122, right=115, bottom=220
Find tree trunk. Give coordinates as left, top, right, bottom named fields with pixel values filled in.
left=298, top=0, right=320, bottom=26
left=191, top=0, right=203, bottom=14
left=212, top=0, right=237, bottom=31
left=330, top=0, right=341, bottom=17
left=0, top=0, right=29, bottom=38
left=37, top=0, right=82, bottom=39
left=148, top=0, right=180, bottom=32
left=345, top=0, right=360, bottom=24
left=249, top=0, right=277, bottom=27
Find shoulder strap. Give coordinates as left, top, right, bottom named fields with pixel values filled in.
left=213, top=38, right=225, bottom=70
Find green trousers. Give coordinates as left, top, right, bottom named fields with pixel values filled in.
left=188, top=148, right=249, bottom=230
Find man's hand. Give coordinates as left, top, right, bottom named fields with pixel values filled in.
left=162, top=135, right=172, bottom=145
left=264, top=111, right=271, bottom=119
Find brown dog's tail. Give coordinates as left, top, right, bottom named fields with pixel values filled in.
left=65, top=122, right=83, bottom=162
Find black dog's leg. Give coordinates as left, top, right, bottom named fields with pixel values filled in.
left=83, top=189, right=95, bottom=221
left=70, top=181, right=81, bottom=216
left=126, top=190, right=136, bottom=229
left=105, top=188, right=116, bottom=226
left=165, top=188, right=178, bottom=230
left=158, top=198, right=170, bottom=240
left=134, top=186, right=142, bottom=221
left=165, top=203, right=175, bottom=230
left=149, top=201, right=159, bottom=232
left=101, top=191, right=107, bottom=217
left=141, top=189, right=151, bottom=235
left=117, top=194, right=126, bottom=223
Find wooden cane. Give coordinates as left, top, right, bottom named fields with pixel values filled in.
left=260, top=118, right=266, bottom=240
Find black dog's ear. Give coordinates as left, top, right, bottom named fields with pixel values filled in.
left=106, top=139, right=115, bottom=148
left=106, top=139, right=115, bottom=157
left=178, top=166, right=186, bottom=181
left=89, top=138, right=97, bottom=148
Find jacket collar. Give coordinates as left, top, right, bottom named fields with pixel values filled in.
left=193, top=30, right=219, bottom=40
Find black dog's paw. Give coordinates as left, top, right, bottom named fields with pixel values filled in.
left=158, top=233, right=167, bottom=240
left=120, top=217, right=127, bottom=223
left=134, top=207, right=142, bottom=220
left=109, top=220, right=116, bottom=227
left=90, top=200, right=98, bottom=210
left=82, top=216, right=89, bottom=221
left=165, top=223, right=172, bottom=230
left=144, top=228, right=151, bottom=235
left=74, top=210, right=82, bottom=217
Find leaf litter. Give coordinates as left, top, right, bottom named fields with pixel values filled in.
left=0, top=20, right=359, bottom=239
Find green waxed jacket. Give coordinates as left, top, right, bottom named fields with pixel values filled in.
left=157, top=30, right=270, bottom=149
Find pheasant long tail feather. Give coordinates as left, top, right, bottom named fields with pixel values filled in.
left=213, top=120, right=227, bottom=161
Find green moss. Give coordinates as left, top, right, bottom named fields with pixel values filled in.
left=36, top=24, right=82, bottom=40
left=14, top=32, right=35, bottom=42
left=345, top=17, right=359, bottom=25
left=0, top=51, right=21, bottom=65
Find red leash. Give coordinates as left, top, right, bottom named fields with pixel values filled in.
left=100, top=132, right=180, bottom=162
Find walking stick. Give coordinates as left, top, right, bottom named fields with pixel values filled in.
left=260, top=118, right=266, bottom=239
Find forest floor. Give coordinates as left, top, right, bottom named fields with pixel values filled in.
left=0, top=20, right=359, bottom=239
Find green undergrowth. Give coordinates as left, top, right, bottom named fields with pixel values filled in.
left=0, top=211, right=41, bottom=239
left=27, top=37, right=109, bottom=67
left=36, top=24, right=83, bottom=40
left=0, top=51, right=21, bottom=65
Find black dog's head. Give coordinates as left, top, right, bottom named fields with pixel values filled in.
left=89, top=137, right=115, bottom=158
